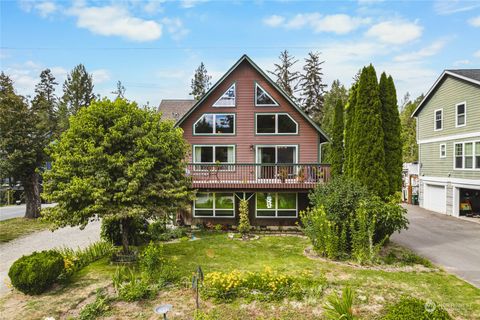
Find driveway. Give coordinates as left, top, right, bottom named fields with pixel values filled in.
left=0, top=220, right=101, bottom=296
left=0, top=203, right=56, bottom=221
left=392, top=204, right=480, bottom=288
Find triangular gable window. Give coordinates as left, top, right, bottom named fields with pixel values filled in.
left=255, top=83, right=279, bottom=106
left=213, top=83, right=236, bottom=107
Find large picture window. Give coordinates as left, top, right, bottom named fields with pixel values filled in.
left=194, top=114, right=235, bottom=135
left=213, top=83, right=236, bottom=107
left=255, top=192, right=297, bottom=218
left=256, top=113, right=297, bottom=134
left=454, top=141, right=480, bottom=170
left=194, top=192, right=235, bottom=217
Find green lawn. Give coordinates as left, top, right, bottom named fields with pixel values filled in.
left=0, top=233, right=478, bottom=319
left=0, top=217, right=52, bottom=243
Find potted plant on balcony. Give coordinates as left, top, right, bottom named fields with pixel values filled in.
left=297, top=166, right=305, bottom=183
left=278, top=166, right=289, bottom=183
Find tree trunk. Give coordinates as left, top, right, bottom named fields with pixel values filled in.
left=24, top=172, right=41, bottom=219
left=120, top=218, right=130, bottom=254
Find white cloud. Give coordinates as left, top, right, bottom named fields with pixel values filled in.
left=474, top=50, right=480, bottom=58
left=453, top=59, right=471, bottom=66
left=366, top=20, right=422, bottom=44
left=265, top=13, right=370, bottom=34
left=263, top=15, right=285, bottom=27
left=394, top=39, right=447, bottom=62
left=162, top=17, right=189, bottom=40
left=468, top=16, right=480, bottom=27
left=143, top=0, right=165, bottom=14
left=67, top=4, right=162, bottom=42
left=92, top=69, right=111, bottom=84
left=181, top=0, right=206, bottom=9
left=434, top=0, right=480, bottom=15
left=35, top=1, right=57, bottom=17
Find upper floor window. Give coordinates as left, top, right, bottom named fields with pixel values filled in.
left=440, top=144, right=446, bottom=158
left=255, top=83, right=278, bottom=106
left=213, top=83, right=235, bottom=107
left=193, top=145, right=235, bottom=164
left=194, top=114, right=235, bottom=135
left=456, top=102, right=466, bottom=127
left=434, top=109, right=443, bottom=131
left=454, top=141, right=480, bottom=170
left=256, top=113, right=298, bottom=134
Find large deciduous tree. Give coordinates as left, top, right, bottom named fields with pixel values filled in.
left=268, top=50, right=301, bottom=98
left=42, top=99, right=192, bottom=253
left=379, top=73, right=402, bottom=195
left=190, top=62, right=211, bottom=100
left=299, top=52, right=327, bottom=119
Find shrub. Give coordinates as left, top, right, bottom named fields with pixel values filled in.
left=237, top=199, right=251, bottom=236
left=112, top=267, right=156, bottom=301
left=78, top=288, right=111, bottom=320
left=309, top=175, right=370, bottom=224
left=150, top=226, right=188, bottom=242
left=350, top=201, right=383, bottom=264
left=139, top=242, right=179, bottom=284
left=8, top=250, right=65, bottom=295
left=324, top=287, right=356, bottom=320
left=382, top=296, right=452, bottom=320
left=101, top=216, right=149, bottom=246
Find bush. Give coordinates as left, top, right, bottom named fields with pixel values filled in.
left=112, top=267, right=156, bottom=301
left=8, top=250, right=65, bottom=295
left=139, top=242, right=179, bottom=284
left=149, top=225, right=188, bottom=242
left=78, top=288, right=111, bottom=320
left=101, top=216, right=149, bottom=246
left=309, top=175, right=370, bottom=224
left=382, top=297, right=452, bottom=320
left=350, top=201, right=383, bottom=264
left=237, top=199, right=251, bottom=236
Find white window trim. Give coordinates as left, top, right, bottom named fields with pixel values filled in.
left=193, top=192, right=235, bottom=218
left=255, top=113, right=298, bottom=135
left=192, top=145, right=236, bottom=171
left=453, top=140, right=480, bottom=171
left=439, top=143, right=446, bottom=158
left=255, top=145, right=298, bottom=164
left=193, top=113, right=236, bottom=135
left=254, top=193, right=298, bottom=218
left=213, top=83, right=236, bottom=107
left=455, top=101, right=467, bottom=128
left=255, top=83, right=279, bottom=107
left=433, top=108, right=443, bottom=131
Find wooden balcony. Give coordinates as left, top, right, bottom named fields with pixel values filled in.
left=187, top=163, right=330, bottom=190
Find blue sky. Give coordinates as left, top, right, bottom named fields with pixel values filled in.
left=1, top=0, right=479, bottom=106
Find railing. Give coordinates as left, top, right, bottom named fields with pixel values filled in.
left=187, top=163, right=330, bottom=189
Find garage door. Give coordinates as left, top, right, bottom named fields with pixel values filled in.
left=424, top=184, right=446, bottom=213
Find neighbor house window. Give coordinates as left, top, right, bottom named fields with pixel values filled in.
left=194, top=114, right=235, bottom=134
left=434, top=109, right=443, bottom=131
left=256, top=113, right=297, bottom=134
left=255, top=83, right=278, bottom=106
left=456, top=102, right=466, bottom=127
left=193, top=145, right=235, bottom=170
left=440, top=144, right=446, bottom=158
left=255, top=193, right=297, bottom=218
left=193, top=192, right=235, bottom=217
left=213, top=83, right=236, bottom=107
left=454, top=141, right=480, bottom=170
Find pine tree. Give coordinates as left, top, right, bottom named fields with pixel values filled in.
left=321, top=80, right=348, bottom=133
left=61, top=64, right=95, bottom=115
left=350, top=65, right=388, bottom=198
left=379, top=73, right=402, bottom=195
left=190, top=62, right=211, bottom=100
left=300, top=52, right=327, bottom=119
left=112, top=81, right=126, bottom=99
left=330, top=98, right=344, bottom=176
left=268, top=50, right=301, bottom=97
left=343, top=83, right=358, bottom=177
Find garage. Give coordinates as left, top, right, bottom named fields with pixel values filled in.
left=459, top=187, right=480, bottom=218
left=423, top=184, right=446, bottom=213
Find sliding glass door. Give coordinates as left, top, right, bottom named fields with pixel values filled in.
left=256, top=145, right=297, bottom=179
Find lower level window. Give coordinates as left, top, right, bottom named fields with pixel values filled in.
left=256, top=192, right=297, bottom=217
left=194, top=192, right=235, bottom=217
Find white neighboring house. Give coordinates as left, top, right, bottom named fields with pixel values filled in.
left=412, top=69, right=480, bottom=218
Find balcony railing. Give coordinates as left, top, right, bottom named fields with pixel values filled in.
left=187, top=163, right=330, bottom=189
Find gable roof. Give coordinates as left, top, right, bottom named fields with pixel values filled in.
left=158, top=99, right=196, bottom=121
left=175, top=54, right=330, bottom=142
left=412, top=69, right=480, bottom=117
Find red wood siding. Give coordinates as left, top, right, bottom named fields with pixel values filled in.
left=180, top=60, right=321, bottom=163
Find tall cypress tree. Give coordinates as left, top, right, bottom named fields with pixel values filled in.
left=299, top=52, right=327, bottom=119
left=379, top=73, right=402, bottom=195
left=343, top=83, right=358, bottom=177
left=190, top=62, right=211, bottom=100
left=330, top=98, right=344, bottom=176
left=351, top=65, right=388, bottom=198
left=268, top=50, right=301, bottom=98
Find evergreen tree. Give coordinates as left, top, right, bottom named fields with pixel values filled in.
left=112, top=81, right=126, bottom=99
left=343, top=83, right=358, bottom=177
left=190, top=62, right=211, bottom=100
left=299, top=52, right=327, bottom=119
left=400, top=94, right=423, bottom=163
left=349, top=65, right=388, bottom=198
left=330, top=98, right=344, bottom=176
left=268, top=50, right=301, bottom=97
left=61, top=64, right=95, bottom=115
left=379, top=73, right=402, bottom=195
left=0, top=73, right=48, bottom=218
left=321, top=80, right=348, bottom=133
left=31, top=69, right=58, bottom=136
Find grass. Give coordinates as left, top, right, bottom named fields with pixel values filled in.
left=0, top=233, right=479, bottom=319
left=0, top=217, right=52, bottom=243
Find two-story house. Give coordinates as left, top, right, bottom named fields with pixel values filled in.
left=158, top=55, right=330, bottom=227
left=412, top=69, right=480, bottom=218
